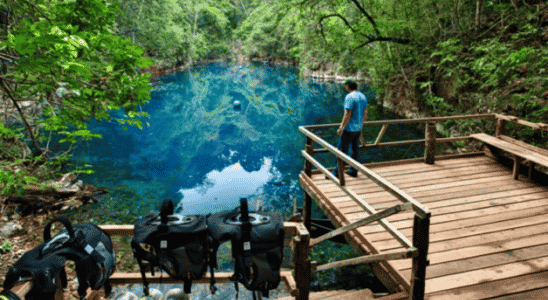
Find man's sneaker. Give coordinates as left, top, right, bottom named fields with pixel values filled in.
left=346, top=170, right=358, bottom=178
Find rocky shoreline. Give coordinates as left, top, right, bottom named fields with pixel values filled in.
left=141, top=56, right=370, bottom=84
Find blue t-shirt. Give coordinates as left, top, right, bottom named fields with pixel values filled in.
left=343, top=91, right=368, bottom=132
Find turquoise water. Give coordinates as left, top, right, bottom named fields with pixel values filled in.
left=70, top=62, right=424, bottom=217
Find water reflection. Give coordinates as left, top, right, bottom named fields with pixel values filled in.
left=71, top=62, right=423, bottom=217
left=178, top=157, right=274, bottom=214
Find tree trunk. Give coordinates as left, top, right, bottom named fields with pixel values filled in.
left=475, top=0, right=481, bottom=31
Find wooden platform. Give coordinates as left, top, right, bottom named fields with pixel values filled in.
left=302, top=154, right=548, bottom=300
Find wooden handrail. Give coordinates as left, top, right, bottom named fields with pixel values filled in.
left=314, top=248, right=418, bottom=272
left=302, top=150, right=414, bottom=248
left=311, top=203, right=413, bottom=246
left=495, top=114, right=548, bottom=132
left=100, top=222, right=306, bottom=237
left=302, top=113, right=495, bottom=130
left=311, top=136, right=472, bottom=153
left=299, top=126, right=430, bottom=218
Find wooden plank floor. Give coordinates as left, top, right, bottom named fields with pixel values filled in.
left=305, top=154, right=548, bottom=300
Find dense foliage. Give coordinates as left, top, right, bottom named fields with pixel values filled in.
left=0, top=0, right=153, bottom=195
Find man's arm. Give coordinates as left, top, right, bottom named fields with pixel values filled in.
left=337, top=109, right=353, bottom=136
left=363, top=108, right=368, bottom=123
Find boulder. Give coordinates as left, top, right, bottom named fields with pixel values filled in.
left=0, top=221, right=23, bottom=238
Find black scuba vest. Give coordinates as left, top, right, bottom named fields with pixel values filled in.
left=131, top=199, right=210, bottom=296
left=207, top=198, right=285, bottom=298
left=2, top=216, right=116, bottom=300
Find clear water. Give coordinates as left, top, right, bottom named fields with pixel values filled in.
left=64, top=62, right=425, bottom=298
left=70, top=62, right=424, bottom=217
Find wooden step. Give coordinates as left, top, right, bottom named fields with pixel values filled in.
left=275, top=288, right=375, bottom=300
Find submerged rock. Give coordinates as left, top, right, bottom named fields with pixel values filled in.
left=165, top=288, right=189, bottom=300
left=114, top=291, right=138, bottom=300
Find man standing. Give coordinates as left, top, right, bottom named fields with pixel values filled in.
left=331, top=79, right=368, bottom=178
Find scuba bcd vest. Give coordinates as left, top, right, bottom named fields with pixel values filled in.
left=208, top=198, right=285, bottom=298
left=2, top=216, right=116, bottom=300
left=131, top=199, right=212, bottom=296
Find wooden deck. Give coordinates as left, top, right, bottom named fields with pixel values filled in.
left=301, top=153, right=548, bottom=299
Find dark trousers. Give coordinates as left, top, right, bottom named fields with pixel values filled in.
left=333, top=130, right=361, bottom=174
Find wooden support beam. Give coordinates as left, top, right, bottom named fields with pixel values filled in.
left=513, top=155, right=522, bottom=180
left=495, top=117, right=506, bottom=137
left=336, top=157, right=346, bottom=186
left=301, top=151, right=413, bottom=248
left=375, top=124, right=389, bottom=145
left=315, top=249, right=417, bottom=272
left=424, top=122, right=436, bottom=165
left=409, top=215, right=430, bottom=300
left=304, top=137, right=313, bottom=177
left=293, top=234, right=311, bottom=300
left=529, top=162, right=535, bottom=180
left=303, top=192, right=312, bottom=231
left=311, top=203, right=413, bottom=246
left=299, top=173, right=407, bottom=293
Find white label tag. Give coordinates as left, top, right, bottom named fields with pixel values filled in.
left=243, top=241, right=251, bottom=251
left=160, top=240, right=167, bottom=248
left=85, top=244, right=94, bottom=254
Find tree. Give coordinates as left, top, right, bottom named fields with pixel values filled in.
left=0, top=0, right=154, bottom=158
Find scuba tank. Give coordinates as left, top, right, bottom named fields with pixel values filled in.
left=131, top=199, right=212, bottom=296
left=2, top=216, right=116, bottom=300
left=208, top=198, right=285, bottom=298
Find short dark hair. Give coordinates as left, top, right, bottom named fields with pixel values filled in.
left=344, top=80, right=358, bottom=91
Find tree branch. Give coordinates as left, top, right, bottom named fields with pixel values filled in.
left=352, top=36, right=411, bottom=51
left=348, top=0, right=381, bottom=36
left=319, top=13, right=370, bottom=43
left=0, top=78, right=44, bottom=156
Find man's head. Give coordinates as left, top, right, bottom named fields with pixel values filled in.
left=344, top=79, right=358, bottom=92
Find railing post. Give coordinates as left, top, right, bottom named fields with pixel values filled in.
left=303, top=136, right=314, bottom=231
left=495, top=117, right=506, bottom=137
left=303, top=192, right=312, bottom=231
left=409, top=214, right=430, bottom=300
left=294, top=233, right=311, bottom=300
left=336, top=157, right=346, bottom=186
left=424, top=122, right=436, bottom=165
left=304, top=137, right=313, bottom=177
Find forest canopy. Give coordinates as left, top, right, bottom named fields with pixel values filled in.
left=1, top=0, right=548, bottom=196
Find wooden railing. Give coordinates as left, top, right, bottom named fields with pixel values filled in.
left=299, top=124, right=431, bottom=300
left=298, top=113, right=548, bottom=300
left=310, top=203, right=418, bottom=272
left=93, top=223, right=311, bottom=300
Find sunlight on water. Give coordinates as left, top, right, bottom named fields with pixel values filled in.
left=68, top=62, right=423, bottom=219
left=178, top=157, right=275, bottom=214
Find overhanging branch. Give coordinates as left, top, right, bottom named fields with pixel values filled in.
left=348, top=0, right=380, bottom=36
